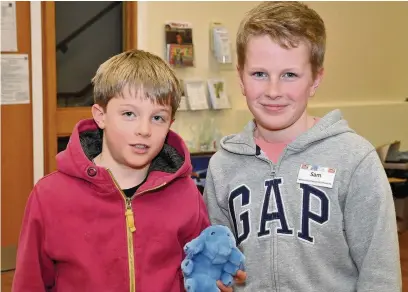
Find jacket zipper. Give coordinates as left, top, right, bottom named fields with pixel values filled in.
left=125, top=197, right=136, bottom=292
left=135, top=182, right=166, bottom=196
left=106, top=169, right=167, bottom=292
left=254, top=148, right=288, bottom=292
left=255, top=147, right=288, bottom=177
left=107, top=169, right=137, bottom=292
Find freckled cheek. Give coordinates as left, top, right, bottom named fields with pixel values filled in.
left=107, top=130, right=126, bottom=147
left=243, top=82, right=264, bottom=100
left=286, top=88, right=311, bottom=102
left=149, top=135, right=167, bottom=155
left=152, top=125, right=169, bottom=139
left=246, top=92, right=260, bottom=101
left=153, top=125, right=170, bottom=138
left=154, top=136, right=166, bottom=149
left=110, top=123, right=137, bottom=141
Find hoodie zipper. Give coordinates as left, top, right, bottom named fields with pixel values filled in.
left=135, top=182, right=166, bottom=196
left=107, top=169, right=167, bottom=292
left=255, top=153, right=277, bottom=178
left=255, top=147, right=289, bottom=178
left=254, top=147, right=289, bottom=292
left=107, top=169, right=137, bottom=292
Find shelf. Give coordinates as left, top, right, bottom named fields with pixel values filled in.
left=190, top=151, right=215, bottom=157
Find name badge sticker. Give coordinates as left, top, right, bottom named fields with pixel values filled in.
left=297, top=164, right=336, bottom=188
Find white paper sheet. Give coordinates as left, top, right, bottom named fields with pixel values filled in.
left=1, top=54, right=30, bottom=105
left=212, top=27, right=232, bottom=64
left=1, top=1, right=18, bottom=52
left=184, top=80, right=209, bottom=111
left=207, top=78, right=231, bottom=109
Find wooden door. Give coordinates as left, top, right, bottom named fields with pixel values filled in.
left=1, top=1, right=33, bottom=271
left=42, top=1, right=137, bottom=174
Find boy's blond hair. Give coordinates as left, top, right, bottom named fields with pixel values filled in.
left=92, top=49, right=182, bottom=117
left=236, top=1, right=326, bottom=78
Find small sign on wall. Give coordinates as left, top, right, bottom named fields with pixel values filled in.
left=207, top=78, right=231, bottom=109
left=1, top=1, right=18, bottom=52
left=165, top=21, right=195, bottom=68
left=1, top=54, right=30, bottom=105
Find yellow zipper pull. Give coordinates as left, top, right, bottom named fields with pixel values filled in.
left=125, top=199, right=136, bottom=232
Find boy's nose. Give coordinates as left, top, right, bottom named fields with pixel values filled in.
left=265, top=79, right=282, bottom=99
left=135, top=119, right=152, bottom=137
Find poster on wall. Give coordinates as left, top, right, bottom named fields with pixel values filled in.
left=183, top=79, right=209, bottom=110
left=165, top=21, right=195, bottom=67
left=207, top=78, right=231, bottom=109
left=1, top=1, right=18, bottom=52
left=1, top=54, right=30, bottom=105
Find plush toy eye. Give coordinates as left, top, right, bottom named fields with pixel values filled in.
left=227, top=234, right=230, bottom=237
left=211, top=232, right=215, bottom=235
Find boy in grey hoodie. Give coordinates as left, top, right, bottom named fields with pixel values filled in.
left=204, top=1, right=401, bottom=291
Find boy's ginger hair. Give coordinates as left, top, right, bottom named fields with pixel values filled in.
left=92, top=49, right=182, bottom=118
left=236, top=1, right=326, bottom=78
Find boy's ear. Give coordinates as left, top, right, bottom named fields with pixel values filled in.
left=309, top=67, right=324, bottom=97
left=237, top=65, right=245, bottom=96
left=91, top=104, right=106, bottom=129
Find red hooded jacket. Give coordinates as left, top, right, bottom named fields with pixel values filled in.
left=12, top=119, right=210, bottom=292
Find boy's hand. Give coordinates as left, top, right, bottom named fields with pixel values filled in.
left=216, top=270, right=247, bottom=292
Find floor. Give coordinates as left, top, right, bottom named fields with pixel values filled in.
left=2, top=232, right=408, bottom=290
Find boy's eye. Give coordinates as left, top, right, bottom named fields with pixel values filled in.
left=252, top=72, right=268, bottom=78
left=282, top=72, right=298, bottom=78
left=152, top=115, right=165, bottom=122
left=123, top=111, right=135, bottom=118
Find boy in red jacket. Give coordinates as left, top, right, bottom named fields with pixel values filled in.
left=12, top=49, right=241, bottom=292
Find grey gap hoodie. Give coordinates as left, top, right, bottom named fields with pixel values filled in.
left=203, top=110, right=401, bottom=292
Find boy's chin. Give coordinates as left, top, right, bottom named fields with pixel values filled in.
left=123, top=157, right=151, bottom=170
left=255, top=115, right=294, bottom=131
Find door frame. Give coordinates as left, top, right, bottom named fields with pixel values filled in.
left=42, top=1, right=138, bottom=174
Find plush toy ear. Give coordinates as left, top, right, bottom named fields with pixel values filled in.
left=184, top=236, right=205, bottom=258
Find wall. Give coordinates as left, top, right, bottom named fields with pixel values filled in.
left=312, top=1, right=408, bottom=103
left=26, top=1, right=408, bottom=182
left=137, top=1, right=408, bottom=150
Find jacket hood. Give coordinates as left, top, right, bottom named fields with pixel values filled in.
left=220, top=109, right=355, bottom=156
left=56, top=119, right=192, bottom=193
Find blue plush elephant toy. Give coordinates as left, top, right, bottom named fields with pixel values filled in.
left=181, top=225, right=245, bottom=292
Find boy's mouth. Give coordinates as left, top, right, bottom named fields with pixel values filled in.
left=262, top=104, right=287, bottom=111
left=132, top=144, right=149, bottom=149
